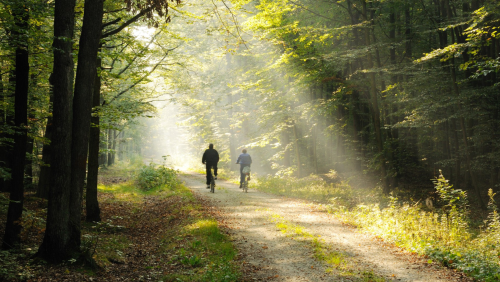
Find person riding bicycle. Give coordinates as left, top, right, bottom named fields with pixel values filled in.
left=202, top=143, right=219, bottom=189
left=236, top=149, right=252, bottom=188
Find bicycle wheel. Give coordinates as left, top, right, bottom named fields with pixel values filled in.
left=243, top=179, right=247, bottom=193
left=210, top=176, right=215, bottom=193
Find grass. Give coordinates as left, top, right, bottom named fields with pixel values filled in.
left=266, top=213, right=386, bottom=281
left=251, top=172, right=500, bottom=281
left=160, top=218, right=239, bottom=282
left=255, top=174, right=384, bottom=207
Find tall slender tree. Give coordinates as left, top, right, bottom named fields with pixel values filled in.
left=2, top=2, right=30, bottom=249
left=37, top=0, right=76, bottom=261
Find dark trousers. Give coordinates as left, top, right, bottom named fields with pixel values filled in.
left=240, top=164, right=250, bottom=185
left=206, top=163, right=218, bottom=185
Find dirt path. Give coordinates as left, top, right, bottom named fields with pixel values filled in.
left=181, top=172, right=472, bottom=282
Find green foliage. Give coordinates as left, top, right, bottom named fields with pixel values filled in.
left=255, top=174, right=379, bottom=208
left=134, top=163, right=181, bottom=191
left=433, top=170, right=469, bottom=214
left=0, top=250, right=36, bottom=281
left=161, top=208, right=240, bottom=281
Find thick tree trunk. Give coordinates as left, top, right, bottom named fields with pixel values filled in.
left=86, top=62, right=102, bottom=222
left=38, top=0, right=76, bottom=262
left=69, top=0, right=104, bottom=251
left=2, top=6, right=30, bottom=249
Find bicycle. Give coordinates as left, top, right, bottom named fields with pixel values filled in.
left=210, top=174, right=215, bottom=193
left=241, top=166, right=250, bottom=193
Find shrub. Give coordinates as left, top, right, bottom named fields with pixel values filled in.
left=135, top=163, right=180, bottom=191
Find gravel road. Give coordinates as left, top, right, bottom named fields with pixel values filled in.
left=181, top=172, right=472, bottom=282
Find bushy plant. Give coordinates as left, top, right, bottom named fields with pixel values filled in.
left=433, top=170, right=468, bottom=214
left=135, top=163, right=181, bottom=191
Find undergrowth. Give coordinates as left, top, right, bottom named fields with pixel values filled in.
left=0, top=162, right=240, bottom=281
left=98, top=165, right=240, bottom=281
left=253, top=170, right=500, bottom=281
left=135, top=163, right=181, bottom=191
left=160, top=218, right=239, bottom=282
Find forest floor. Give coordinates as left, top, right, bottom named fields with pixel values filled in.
left=1, top=169, right=241, bottom=282
left=181, top=172, right=473, bottom=282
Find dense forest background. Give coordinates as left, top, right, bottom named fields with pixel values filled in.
left=167, top=0, right=500, bottom=212
left=0, top=0, right=499, bottom=267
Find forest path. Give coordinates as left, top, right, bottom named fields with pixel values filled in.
left=180, top=172, right=471, bottom=282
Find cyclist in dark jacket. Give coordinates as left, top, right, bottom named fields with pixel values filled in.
left=236, top=149, right=252, bottom=188
left=202, top=144, right=219, bottom=189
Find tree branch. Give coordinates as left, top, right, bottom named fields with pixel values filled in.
left=101, top=6, right=154, bottom=39
left=107, top=46, right=179, bottom=105
left=102, top=17, right=121, bottom=29
left=117, top=31, right=161, bottom=76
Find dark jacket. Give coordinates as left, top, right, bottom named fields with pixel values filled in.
left=236, top=153, right=252, bottom=165
left=202, top=148, right=219, bottom=164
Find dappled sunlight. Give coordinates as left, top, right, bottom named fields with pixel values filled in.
left=3, top=0, right=499, bottom=280
left=98, top=182, right=144, bottom=203
left=181, top=172, right=467, bottom=281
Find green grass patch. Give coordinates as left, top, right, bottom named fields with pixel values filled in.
left=98, top=177, right=193, bottom=203
left=160, top=215, right=240, bottom=281
left=267, top=213, right=385, bottom=281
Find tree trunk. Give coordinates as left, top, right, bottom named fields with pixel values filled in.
left=118, top=130, right=124, bottom=161
left=445, top=0, right=486, bottom=209
left=25, top=132, right=34, bottom=190
left=86, top=64, right=102, bottom=222
left=99, top=128, right=107, bottom=166
left=38, top=0, right=76, bottom=262
left=111, top=130, right=117, bottom=165
left=107, top=128, right=113, bottom=166
left=2, top=5, right=30, bottom=249
left=292, top=123, right=302, bottom=178
left=0, top=68, right=6, bottom=193
left=363, top=0, right=388, bottom=193
left=68, top=0, right=104, bottom=252
left=282, top=128, right=291, bottom=168
left=0, top=76, right=14, bottom=193
left=25, top=73, right=38, bottom=191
